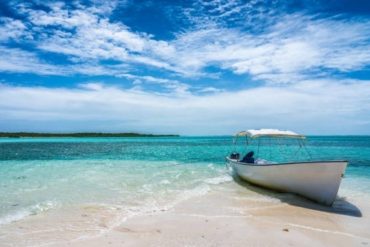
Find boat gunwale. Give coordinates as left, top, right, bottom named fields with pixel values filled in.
left=225, top=157, right=348, bottom=167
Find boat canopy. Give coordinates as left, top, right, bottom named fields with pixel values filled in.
left=235, top=129, right=305, bottom=139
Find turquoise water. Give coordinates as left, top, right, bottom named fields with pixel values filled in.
left=0, top=136, right=370, bottom=226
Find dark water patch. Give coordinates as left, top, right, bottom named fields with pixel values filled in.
left=0, top=136, right=369, bottom=170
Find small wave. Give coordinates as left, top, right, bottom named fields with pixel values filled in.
left=0, top=209, right=32, bottom=226
left=119, top=184, right=212, bottom=222
left=160, top=179, right=171, bottom=185
left=177, top=184, right=211, bottom=201
left=0, top=201, right=58, bottom=225
left=205, top=175, right=233, bottom=185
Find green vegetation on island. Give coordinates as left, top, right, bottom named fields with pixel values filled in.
left=0, top=132, right=179, bottom=138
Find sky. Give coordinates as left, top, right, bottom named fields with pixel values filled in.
left=0, top=0, right=370, bottom=135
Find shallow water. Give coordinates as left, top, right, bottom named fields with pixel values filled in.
left=0, top=136, right=369, bottom=230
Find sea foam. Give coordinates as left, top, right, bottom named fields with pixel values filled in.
left=0, top=200, right=58, bottom=225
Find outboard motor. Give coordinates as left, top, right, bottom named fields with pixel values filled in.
left=230, top=152, right=240, bottom=160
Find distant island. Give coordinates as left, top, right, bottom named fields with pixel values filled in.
left=0, top=132, right=179, bottom=138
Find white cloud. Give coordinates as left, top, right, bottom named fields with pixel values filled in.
left=0, top=46, right=65, bottom=75
left=0, top=1, right=369, bottom=135
left=196, top=86, right=224, bottom=94
left=1, top=2, right=370, bottom=84
left=119, top=73, right=191, bottom=95
left=26, top=4, right=173, bottom=71
left=0, top=80, right=369, bottom=134
left=0, top=17, right=28, bottom=42
left=167, top=14, right=370, bottom=82
left=78, top=82, right=105, bottom=91
left=0, top=46, right=131, bottom=76
left=183, top=0, right=281, bottom=30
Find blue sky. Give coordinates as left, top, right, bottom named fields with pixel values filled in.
left=0, top=0, right=370, bottom=135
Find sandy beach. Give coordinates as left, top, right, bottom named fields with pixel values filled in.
left=1, top=0, right=370, bottom=245
left=2, top=177, right=369, bottom=247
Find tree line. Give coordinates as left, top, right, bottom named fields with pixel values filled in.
left=0, top=132, right=179, bottom=138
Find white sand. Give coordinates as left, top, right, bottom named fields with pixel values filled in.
left=1, top=181, right=370, bottom=247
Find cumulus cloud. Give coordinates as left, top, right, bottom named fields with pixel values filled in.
left=0, top=80, right=369, bottom=134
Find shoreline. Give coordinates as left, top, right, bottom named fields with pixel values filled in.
left=1, top=180, right=369, bottom=247
left=71, top=182, right=370, bottom=247
left=0, top=133, right=179, bottom=138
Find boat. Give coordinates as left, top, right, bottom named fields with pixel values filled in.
left=226, top=129, right=347, bottom=206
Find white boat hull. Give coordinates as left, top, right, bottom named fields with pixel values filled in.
left=226, top=157, right=347, bottom=206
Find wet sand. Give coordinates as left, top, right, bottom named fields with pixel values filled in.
left=1, top=180, right=370, bottom=247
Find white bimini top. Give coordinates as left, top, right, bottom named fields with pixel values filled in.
left=236, top=129, right=305, bottom=139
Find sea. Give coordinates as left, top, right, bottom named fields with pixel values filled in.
left=0, top=136, right=370, bottom=242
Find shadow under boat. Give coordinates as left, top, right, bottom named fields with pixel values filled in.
left=231, top=174, right=362, bottom=218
